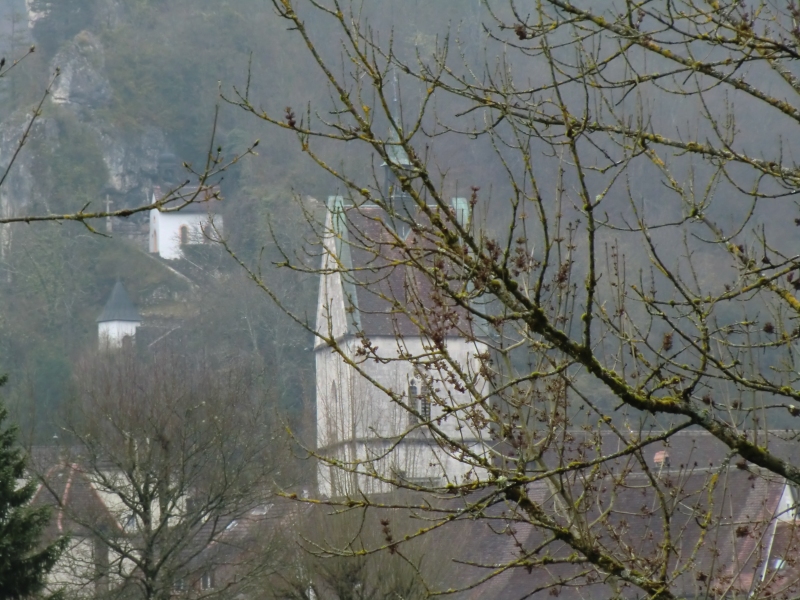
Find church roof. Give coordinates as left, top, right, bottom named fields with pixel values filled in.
left=153, top=185, right=222, bottom=214
left=97, top=281, right=141, bottom=323
left=321, top=196, right=490, bottom=340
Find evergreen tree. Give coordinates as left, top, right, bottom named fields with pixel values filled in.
left=0, top=375, right=66, bottom=599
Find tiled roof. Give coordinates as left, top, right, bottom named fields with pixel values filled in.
left=31, top=462, right=122, bottom=539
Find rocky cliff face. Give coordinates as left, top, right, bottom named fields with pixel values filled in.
left=0, top=25, right=174, bottom=230
left=51, top=31, right=111, bottom=112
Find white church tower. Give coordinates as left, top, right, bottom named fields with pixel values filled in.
left=314, top=118, right=491, bottom=496
left=97, top=281, right=141, bottom=350
left=315, top=81, right=489, bottom=496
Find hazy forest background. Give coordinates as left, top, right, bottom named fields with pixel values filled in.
left=1, top=0, right=789, bottom=439
left=0, top=0, right=469, bottom=440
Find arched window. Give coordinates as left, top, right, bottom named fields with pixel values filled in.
left=408, top=380, right=419, bottom=425
left=328, top=383, right=339, bottom=444
left=419, top=384, right=431, bottom=421
left=179, top=225, right=189, bottom=246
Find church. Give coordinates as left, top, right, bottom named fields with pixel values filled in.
left=314, top=146, right=491, bottom=496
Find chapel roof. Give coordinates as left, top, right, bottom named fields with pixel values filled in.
left=152, top=185, right=222, bottom=214
left=97, top=281, right=141, bottom=323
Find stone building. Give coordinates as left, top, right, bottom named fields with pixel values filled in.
left=314, top=192, right=489, bottom=496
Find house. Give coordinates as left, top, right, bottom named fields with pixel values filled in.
left=148, top=186, right=222, bottom=260
left=314, top=188, right=490, bottom=496
left=30, top=431, right=800, bottom=599
left=31, top=461, right=123, bottom=598
left=29, top=450, right=282, bottom=599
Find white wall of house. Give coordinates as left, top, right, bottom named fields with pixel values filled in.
left=46, top=537, right=97, bottom=598
left=149, top=208, right=221, bottom=260
left=98, top=320, right=139, bottom=350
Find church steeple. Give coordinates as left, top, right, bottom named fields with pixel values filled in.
left=381, top=69, right=414, bottom=238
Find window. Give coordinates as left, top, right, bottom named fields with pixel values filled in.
left=123, top=513, right=137, bottom=532
left=328, top=383, right=339, bottom=444
left=419, top=383, right=431, bottom=421
left=201, top=571, right=215, bottom=590
left=408, top=380, right=431, bottom=423
left=173, top=579, right=187, bottom=592
left=179, top=225, right=189, bottom=245
left=408, top=380, right=418, bottom=425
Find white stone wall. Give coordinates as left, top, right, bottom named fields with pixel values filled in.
left=316, top=333, right=490, bottom=497
left=149, top=208, right=221, bottom=260
left=46, top=537, right=96, bottom=598
left=314, top=211, right=351, bottom=344
left=98, top=320, right=139, bottom=350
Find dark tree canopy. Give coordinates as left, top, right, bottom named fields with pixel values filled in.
left=0, top=375, right=66, bottom=599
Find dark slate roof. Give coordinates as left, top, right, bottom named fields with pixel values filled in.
left=97, top=281, right=141, bottom=323
left=343, top=466, right=787, bottom=600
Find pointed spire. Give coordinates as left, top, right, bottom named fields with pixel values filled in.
left=385, top=67, right=410, bottom=168
left=97, top=281, right=141, bottom=323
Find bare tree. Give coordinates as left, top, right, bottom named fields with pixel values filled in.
left=224, top=1, right=800, bottom=598
left=37, top=348, right=280, bottom=600
left=261, top=496, right=443, bottom=600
